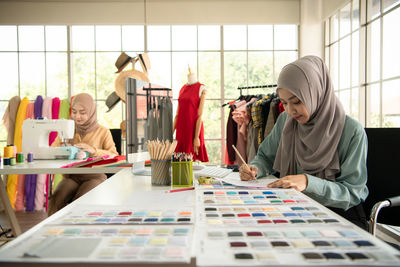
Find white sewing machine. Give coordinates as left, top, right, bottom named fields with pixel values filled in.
left=22, top=119, right=75, bottom=159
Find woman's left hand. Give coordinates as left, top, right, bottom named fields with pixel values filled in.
left=74, top=143, right=96, bottom=155
left=267, top=174, right=308, bottom=191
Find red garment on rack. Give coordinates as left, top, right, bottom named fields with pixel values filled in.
left=175, top=82, right=208, bottom=162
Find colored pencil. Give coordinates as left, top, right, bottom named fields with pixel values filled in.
left=167, top=186, right=195, bottom=193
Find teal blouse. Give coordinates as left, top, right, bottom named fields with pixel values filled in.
left=251, top=112, right=369, bottom=210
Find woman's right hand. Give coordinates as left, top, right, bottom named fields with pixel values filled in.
left=239, top=164, right=258, bottom=181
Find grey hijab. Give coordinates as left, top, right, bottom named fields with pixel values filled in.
left=273, top=56, right=346, bottom=181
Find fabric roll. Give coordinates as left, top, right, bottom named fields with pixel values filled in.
left=26, top=102, right=34, bottom=119
left=34, top=174, right=47, bottom=211
left=52, top=174, right=63, bottom=193
left=25, top=174, right=37, bottom=211
left=34, top=95, right=43, bottom=119
left=59, top=99, right=70, bottom=119
left=45, top=175, right=50, bottom=211
left=49, top=97, right=61, bottom=145
left=42, top=97, right=52, bottom=119
left=13, top=97, right=29, bottom=153
left=14, top=175, right=26, bottom=211
left=2, top=96, right=21, bottom=145
left=6, top=175, right=18, bottom=209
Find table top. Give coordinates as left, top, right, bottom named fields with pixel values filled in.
left=0, top=160, right=122, bottom=175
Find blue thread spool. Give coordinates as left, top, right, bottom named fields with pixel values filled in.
left=27, top=152, right=34, bottom=163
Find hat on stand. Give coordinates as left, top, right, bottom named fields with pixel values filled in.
left=115, top=52, right=133, bottom=73
left=105, top=91, right=121, bottom=112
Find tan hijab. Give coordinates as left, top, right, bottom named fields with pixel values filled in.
left=71, top=93, right=99, bottom=136
left=273, top=56, right=346, bottom=181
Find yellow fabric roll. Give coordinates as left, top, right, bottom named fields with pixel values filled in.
left=13, top=97, right=29, bottom=153
left=6, top=175, right=18, bottom=209
left=52, top=174, right=63, bottom=194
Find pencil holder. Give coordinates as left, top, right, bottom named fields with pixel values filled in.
left=171, top=161, right=193, bottom=188
left=151, top=159, right=171, bottom=186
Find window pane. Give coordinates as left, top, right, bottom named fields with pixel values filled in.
left=330, top=14, right=339, bottom=42
left=352, top=31, right=359, bottom=86
left=148, top=52, right=171, bottom=89
left=205, top=140, right=221, bottom=165
left=96, top=52, right=120, bottom=100
left=248, top=25, right=273, bottom=50
left=382, top=79, right=400, bottom=127
left=339, top=36, right=351, bottom=89
left=224, top=25, right=246, bottom=50
left=325, top=21, right=330, bottom=45
left=172, top=26, right=197, bottom=51
left=203, top=100, right=221, bottom=139
left=122, top=26, right=144, bottom=51
left=224, top=52, right=246, bottom=99
left=97, top=101, right=122, bottom=129
left=96, top=26, right=121, bottom=51
left=199, top=52, right=221, bottom=98
left=325, top=47, right=330, bottom=68
left=352, top=0, right=360, bottom=30
left=0, top=26, right=17, bottom=51
left=147, top=26, right=170, bottom=51
left=383, top=7, right=400, bottom=79
left=248, top=52, right=273, bottom=95
left=0, top=53, right=18, bottom=99
left=45, top=26, right=67, bottom=51
left=274, top=25, right=298, bottom=50
left=340, top=3, right=351, bottom=37
left=198, top=25, right=220, bottom=50
left=339, top=89, right=351, bottom=114
left=368, top=0, right=381, bottom=21
left=367, top=19, right=381, bottom=83
left=383, top=0, right=400, bottom=12
left=172, top=52, right=197, bottom=98
left=330, top=42, right=339, bottom=90
left=274, top=51, right=298, bottom=82
left=366, top=83, right=380, bottom=127
left=46, top=52, right=68, bottom=99
left=71, top=26, right=95, bottom=51
left=19, top=26, right=44, bottom=51
left=351, top=87, right=359, bottom=119
left=72, top=52, right=95, bottom=96
left=19, top=52, right=45, bottom=98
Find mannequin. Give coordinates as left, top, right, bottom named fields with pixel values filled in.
left=173, top=67, right=209, bottom=162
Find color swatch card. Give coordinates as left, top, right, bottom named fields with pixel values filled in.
left=49, top=205, right=194, bottom=225
left=197, top=205, right=342, bottom=226
left=196, top=226, right=400, bottom=266
left=197, top=188, right=310, bottom=205
left=1, top=225, right=193, bottom=263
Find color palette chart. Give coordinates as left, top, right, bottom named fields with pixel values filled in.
left=50, top=206, right=194, bottom=225
left=6, top=225, right=193, bottom=263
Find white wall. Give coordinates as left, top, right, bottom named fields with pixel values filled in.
left=299, top=0, right=324, bottom=58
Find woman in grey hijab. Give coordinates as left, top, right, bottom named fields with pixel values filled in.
left=240, top=56, right=369, bottom=229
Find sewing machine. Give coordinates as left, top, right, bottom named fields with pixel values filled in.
left=22, top=119, right=75, bottom=159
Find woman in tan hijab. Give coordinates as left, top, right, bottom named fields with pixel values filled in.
left=239, top=56, right=369, bottom=229
left=48, top=93, right=118, bottom=215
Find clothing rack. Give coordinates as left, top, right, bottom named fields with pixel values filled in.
left=142, top=84, right=172, bottom=114
left=237, top=84, right=277, bottom=96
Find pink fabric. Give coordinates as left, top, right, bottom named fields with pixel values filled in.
left=14, top=175, right=26, bottom=211
left=26, top=102, right=34, bottom=119
left=42, top=97, right=53, bottom=119
left=232, top=102, right=250, bottom=166
left=45, top=175, right=49, bottom=211
left=49, top=97, right=61, bottom=145
left=34, top=174, right=47, bottom=211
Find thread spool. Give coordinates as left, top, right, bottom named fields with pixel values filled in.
left=27, top=152, right=34, bottom=163
left=10, top=157, right=16, bottom=166
left=3, top=157, right=10, bottom=166
left=16, top=153, right=24, bottom=163
left=4, top=146, right=14, bottom=158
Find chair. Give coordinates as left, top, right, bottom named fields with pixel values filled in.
left=364, top=128, right=400, bottom=232
left=110, top=128, right=122, bottom=155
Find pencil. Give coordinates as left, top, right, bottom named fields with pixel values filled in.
left=232, top=144, right=249, bottom=169
left=167, top=186, right=195, bottom=193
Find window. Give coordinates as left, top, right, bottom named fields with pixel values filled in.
left=0, top=24, right=298, bottom=163
left=325, top=0, right=400, bottom=127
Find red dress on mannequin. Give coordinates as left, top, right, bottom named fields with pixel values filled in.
left=175, top=82, right=209, bottom=162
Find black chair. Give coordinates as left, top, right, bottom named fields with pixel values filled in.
left=364, top=128, right=400, bottom=228
left=110, top=128, right=122, bottom=155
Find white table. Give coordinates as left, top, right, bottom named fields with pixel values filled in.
left=0, top=160, right=122, bottom=237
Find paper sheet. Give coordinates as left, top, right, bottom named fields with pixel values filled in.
left=218, top=172, right=278, bottom=188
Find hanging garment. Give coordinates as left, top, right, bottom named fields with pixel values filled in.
left=6, top=175, right=18, bottom=209
left=226, top=106, right=238, bottom=162
left=264, top=101, right=276, bottom=138
left=24, top=174, right=37, bottom=212
left=49, top=97, right=61, bottom=145
left=59, top=99, right=70, bottom=119
left=26, top=102, right=34, bottom=119
left=175, top=82, right=208, bottom=162
left=13, top=97, right=29, bottom=152
left=34, top=95, right=43, bottom=119
left=14, top=174, right=26, bottom=211
left=161, top=97, right=173, bottom=141
left=34, top=174, right=46, bottom=211
left=232, top=102, right=249, bottom=166
left=2, top=96, right=21, bottom=145
left=42, top=97, right=52, bottom=119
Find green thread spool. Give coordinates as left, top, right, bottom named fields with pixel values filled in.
left=16, top=153, right=24, bottom=163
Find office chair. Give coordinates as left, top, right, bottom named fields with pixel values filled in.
left=364, top=128, right=400, bottom=234
left=110, top=128, right=122, bottom=155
